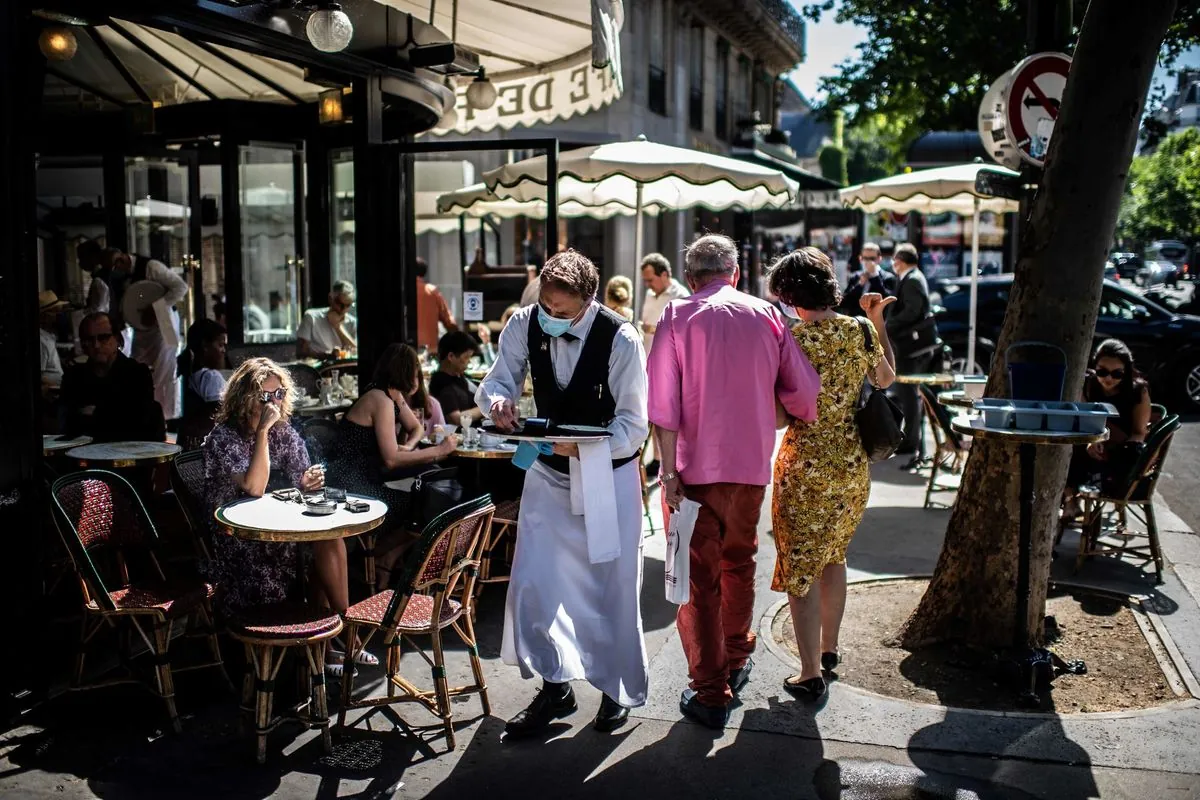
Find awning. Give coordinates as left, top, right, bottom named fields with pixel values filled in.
left=401, top=0, right=625, bottom=135
left=42, top=18, right=326, bottom=110
left=730, top=145, right=842, bottom=208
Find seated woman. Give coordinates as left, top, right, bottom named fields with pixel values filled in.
left=200, top=357, right=368, bottom=674
left=177, top=318, right=228, bottom=450
left=1067, top=338, right=1152, bottom=498
left=326, top=343, right=459, bottom=588
left=407, top=366, right=446, bottom=440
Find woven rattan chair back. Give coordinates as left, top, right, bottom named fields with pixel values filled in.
left=301, top=417, right=341, bottom=464
left=284, top=362, right=321, bottom=397
left=1114, top=414, right=1180, bottom=504
left=51, top=470, right=162, bottom=611
left=170, top=450, right=211, bottom=560
left=380, top=495, right=495, bottom=630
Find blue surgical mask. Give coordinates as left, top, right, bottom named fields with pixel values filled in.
left=538, top=305, right=576, bottom=338
left=779, top=303, right=800, bottom=321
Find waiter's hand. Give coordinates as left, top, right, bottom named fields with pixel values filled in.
left=662, top=475, right=685, bottom=511
left=552, top=442, right=579, bottom=459
left=489, top=398, right=518, bottom=431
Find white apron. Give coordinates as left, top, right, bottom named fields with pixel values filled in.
left=501, top=459, right=648, bottom=707
left=133, top=325, right=179, bottom=420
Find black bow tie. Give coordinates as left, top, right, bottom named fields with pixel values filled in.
left=560, top=332, right=580, bottom=342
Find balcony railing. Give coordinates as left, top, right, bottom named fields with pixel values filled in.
left=757, top=0, right=806, bottom=57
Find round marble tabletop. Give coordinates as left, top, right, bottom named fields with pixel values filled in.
left=43, top=434, right=93, bottom=456
left=895, top=373, right=957, bottom=386
left=454, top=443, right=518, bottom=460
left=67, top=440, right=181, bottom=468
left=950, top=417, right=1110, bottom=446
left=215, top=493, right=387, bottom=543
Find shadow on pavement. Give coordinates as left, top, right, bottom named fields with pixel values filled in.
left=848, top=505, right=948, bottom=578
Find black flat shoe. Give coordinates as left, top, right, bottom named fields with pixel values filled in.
left=679, top=689, right=729, bottom=730
left=821, top=652, right=839, bottom=676
left=593, top=694, right=629, bottom=733
left=504, top=683, right=577, bottom=739
left=783, top=675, right=827, bottom=701
left=728, top=657, right=754, bottom=694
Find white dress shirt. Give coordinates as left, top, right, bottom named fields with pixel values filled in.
left=296, top=307, right=357, bottom=355
left=40, top=328, right=63, bottom=385
left=476, top=301, right=648, bottom=461
left=640, top=278, right=690, bottom=353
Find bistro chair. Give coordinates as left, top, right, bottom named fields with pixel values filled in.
left=337, top=495, right=495, bottom=750
left=170, top=450, right=213, bottom=561
left=284, top=362, right=321, bottom=399
left=919, top=385, right=969, bottom=509
left=50, top=470, right=228, bottom=733
left=1061, top=414, right=1180, bottom=584
left=228, top=602, right=344, bottom=764
left=477, top=498, right=519, bottom=590
left=301, top=417, right=341, bottom=465
left=318, top=359, right=357, bottom=379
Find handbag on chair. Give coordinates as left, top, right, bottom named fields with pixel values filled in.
left=855, top=319, right=905, bottom=462
left=409, top=466, right=464, bottom=530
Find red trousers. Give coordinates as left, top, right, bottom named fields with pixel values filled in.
left=672, top=482, right=765, bottom=708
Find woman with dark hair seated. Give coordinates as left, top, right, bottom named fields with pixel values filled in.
left=177, top=318, right=228, bottom=450
left=768, top=247, right=897, bottom=701
left=326, top=343, right=459, bottom=588
left=1066, top=338, right=1152, bottom=504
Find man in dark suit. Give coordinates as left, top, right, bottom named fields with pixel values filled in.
left=885, top=243, right=938, bottom=468
left=838, top=242, right=896, bottom=315
left=60, top=312, right=165, bottom=443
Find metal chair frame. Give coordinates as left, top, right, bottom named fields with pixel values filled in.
left=919, top=385, right=968, bottom=509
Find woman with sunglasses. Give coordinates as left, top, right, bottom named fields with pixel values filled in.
left=1066, top=339, right=1152, bottom=508
left=200, top=358, right=361, bottom=671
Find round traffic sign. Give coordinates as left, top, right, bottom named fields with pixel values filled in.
left=978, top=68, right=1021, bottom=170
left=1004, top=52, right=1071, bottom=166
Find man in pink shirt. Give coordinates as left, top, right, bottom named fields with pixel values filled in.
left=647, top=234, right=819, bottom=729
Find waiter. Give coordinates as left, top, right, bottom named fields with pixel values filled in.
left=476, top=249, right=649, bottom=738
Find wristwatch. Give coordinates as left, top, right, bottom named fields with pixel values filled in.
left=658, top=471, right=678, bottom=485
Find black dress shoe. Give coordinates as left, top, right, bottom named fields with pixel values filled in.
left=504, top=682, right=577, bottom=739
left=821, top=652, right=839, bottom=673
left=728, top=657, right=754, bottom=693
left=593, top=694, right=629, bottom=733
left=783, top=675, right=827, bottom=702
left=679, top=689, right=729, bottom=730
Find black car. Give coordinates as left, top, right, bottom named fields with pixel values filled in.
left=1109, top=252, right=1143, bottom=279
left=933, top=275, right=1200, bottom=410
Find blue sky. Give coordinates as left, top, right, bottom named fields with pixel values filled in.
left=785, top=5, right=1200, bottom=110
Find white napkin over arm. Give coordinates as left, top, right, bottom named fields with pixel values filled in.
left=569, top=440, right=620, bottom=564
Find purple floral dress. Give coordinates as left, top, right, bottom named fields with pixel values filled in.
left=201, top=422, right=310, bottom=617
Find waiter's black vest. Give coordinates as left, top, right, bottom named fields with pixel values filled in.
left=527, top=305, right=639, bottom=475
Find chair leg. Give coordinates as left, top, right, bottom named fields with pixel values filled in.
left=151, top=619, right=182, bottom=734
left=337, top=623, right=359, bottom=729
left=1145, top=502, right=1165, bottom=584
left=305, top=644, right=333, bottom=755
left=1076, top=500, right=1097, bottom=573
left=199, top=601, right=234, bottom=692
left=250, top=646, right=285, bottom=764
left=361, top=533, right=377, bottom=587
left=924, top=453, right=939, bottom=508
left=73, top=615, right=90, bottom=688
left=457, top=613, right=491, bottom=716
left=429, top=626, right=455, bottom=749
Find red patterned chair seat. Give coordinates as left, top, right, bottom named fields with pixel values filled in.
left=346, top=590, right=463, bottom=631
left=88, top=579, right=216, bottom=618
left=493, top=499, right=520, bottom=524
left=230, top=602, right=343, bottom=641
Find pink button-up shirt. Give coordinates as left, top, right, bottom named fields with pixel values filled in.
left=647, top=279, right=820, bottom=487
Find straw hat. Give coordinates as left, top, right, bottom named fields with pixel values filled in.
left=38, top=290, right=69, bottom=313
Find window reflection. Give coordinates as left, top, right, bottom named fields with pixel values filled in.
left=241, top=145, right=301, bottom=343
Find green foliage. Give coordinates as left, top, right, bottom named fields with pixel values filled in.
left=844, top=114, right=908, bottom=184
left=819, top=144, right=849, bottom=185
left=1118, top=128, right=1200, bottom=244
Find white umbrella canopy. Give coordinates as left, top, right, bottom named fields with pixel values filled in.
left=840, top=163, right=1022, bottom=373
left=482, top=137, right=797, bottom=309
left=437, top=182, right=664, bottom=220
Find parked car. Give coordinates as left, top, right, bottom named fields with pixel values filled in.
left=1104, top=261, right=1119, bottom=282
left=1109, top=252, right=1143, bottom=279
left=1135, top=259, right=1181, bottom=288
left=1144, top=239, right=1190, bottom=281
left=933, top=275, right=1200, bottom=410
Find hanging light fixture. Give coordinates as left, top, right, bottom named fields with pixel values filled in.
left=436, top=77, right=459, bottom=130
left=39, top=27, right=77, bottom=61
left=306, top=2, right=353, bottom=53
left=318, top=88, right=345, bottom=124
left=465, top=67, right=497, bottom=111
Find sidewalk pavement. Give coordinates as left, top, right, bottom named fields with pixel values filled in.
left=4, top=443, right=1200, bottom=799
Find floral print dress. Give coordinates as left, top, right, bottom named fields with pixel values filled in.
left=201, top=422, right=311, bottom=617
left=772, top=316, right=883, bottom=598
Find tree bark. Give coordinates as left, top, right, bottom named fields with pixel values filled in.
left=899, top=0, right=1178, bottom=650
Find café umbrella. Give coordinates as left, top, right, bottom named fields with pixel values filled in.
left=839, top=163, right=1022, bottom=373
left=481, top=136, right=797, bottom=310
left=437, top=182, right=665, bottom=220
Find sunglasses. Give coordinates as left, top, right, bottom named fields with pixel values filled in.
left=1095, top=368, right=1125, bottom=379
left=80, top=332, right=114, bottom=344
left=259, top=387, right=287, bottom=403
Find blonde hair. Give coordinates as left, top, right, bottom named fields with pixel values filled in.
left=216, top=357, right=295, bottom=434
left=605, top=275, right=633, bottom=307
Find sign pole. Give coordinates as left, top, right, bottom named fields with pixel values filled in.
left=969, top=196, right=981, bottom=373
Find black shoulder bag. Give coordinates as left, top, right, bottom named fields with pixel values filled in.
left=855, top=318, right=905, bottom=462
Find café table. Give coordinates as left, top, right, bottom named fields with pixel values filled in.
left=937, top=390, right=978, bottom=412
left=43, top=434, right=92, bottom=457
left=453, top=440, right=519, bottom=501
left=294, top=398, right=354, bottom=418
left=67, top=440, right=181, bottom=468
left=950, top=416, right=1107, bottom=704
left=215, top=492, right=387, bottom=543
left=895, top=372, right=957, bottom=387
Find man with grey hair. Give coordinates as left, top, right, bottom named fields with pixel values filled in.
left=296, top=280, right=358, bottom=358
left=648, top=233, right=820, bottom=729
left=478, top=248, right=649, bottom=738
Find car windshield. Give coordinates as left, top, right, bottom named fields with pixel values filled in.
left=1098, top=286, right=1170, bottom=321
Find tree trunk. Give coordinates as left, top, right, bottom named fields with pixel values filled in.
left=899, top=0, right=1177, bottom=650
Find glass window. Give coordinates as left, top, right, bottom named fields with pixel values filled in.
left=36, top=158, right=105, bottom=305
left=647, top=0, right=667, bottom=116
left=1098, top=287, right=1163, bottom=321
left=331, top=149, right=355, bottom=288
left=689, top=25, right=704, bottom=131
left=716, top=39, right=729, bottom=140
left=199, top=164, right=224, bottom=322
left=126, top=157, right=190, bottom=268
left=240, top=145, right=301, bottom=343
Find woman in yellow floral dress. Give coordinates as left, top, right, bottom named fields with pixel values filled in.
left=769, top=248, right=896, bottom=700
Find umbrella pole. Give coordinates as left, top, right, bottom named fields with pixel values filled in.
left=968, top=197, right=980, bottom=374
left=634, top=181, right=644, bottom=314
